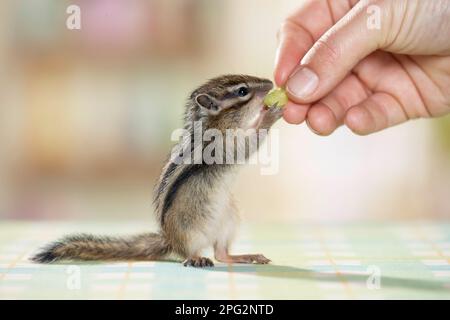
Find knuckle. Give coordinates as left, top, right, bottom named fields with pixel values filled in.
left=278, top=19, right=304, bottom=40
left=311, top=37, right=341, bottom=66
left=276, top=22, right=286, bottom=41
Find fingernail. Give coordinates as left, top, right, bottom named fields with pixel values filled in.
left=286, top=67, right=319, bottom=100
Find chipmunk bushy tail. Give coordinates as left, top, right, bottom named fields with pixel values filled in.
left=31, top=233, right=170, bottom=263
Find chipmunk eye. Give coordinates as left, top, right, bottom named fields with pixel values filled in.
left=236, top=86, right=249, bottom=97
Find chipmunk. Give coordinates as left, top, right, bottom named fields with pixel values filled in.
left=31, top=74, right=282, bottom=267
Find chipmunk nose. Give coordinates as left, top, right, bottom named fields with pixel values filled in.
left=256, top=80, right=273, bottom=93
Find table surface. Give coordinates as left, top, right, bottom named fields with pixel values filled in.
left=0, top=220, right=449, bottom=299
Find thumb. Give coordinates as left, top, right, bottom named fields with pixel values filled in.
left=285, top=2, right=385, bottom=104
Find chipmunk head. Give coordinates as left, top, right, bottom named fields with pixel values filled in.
left=188, top=74, right=282, bottom=131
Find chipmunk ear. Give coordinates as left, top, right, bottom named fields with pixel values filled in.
left=194, top=93, right=222, bottom=115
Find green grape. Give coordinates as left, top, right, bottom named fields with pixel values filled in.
left=263, top=88, right=288, bottom=108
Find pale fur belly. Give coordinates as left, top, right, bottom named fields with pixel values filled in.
left=185, top=176, right=238, bottom=256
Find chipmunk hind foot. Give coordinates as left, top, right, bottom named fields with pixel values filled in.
left=182, top=257, right=214, bottom=268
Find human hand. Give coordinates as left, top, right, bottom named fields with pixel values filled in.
left=275, top=0, right=450, bottom=135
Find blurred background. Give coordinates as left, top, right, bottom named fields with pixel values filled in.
left=0, top=0, right=449, bottom=223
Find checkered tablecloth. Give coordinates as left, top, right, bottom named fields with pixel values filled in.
left=0, top=220, right=449, bottom=299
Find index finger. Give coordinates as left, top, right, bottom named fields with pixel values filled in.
left=274, top=20, right=314, bottom=87
left=274, top=0, right=354, bottom=86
